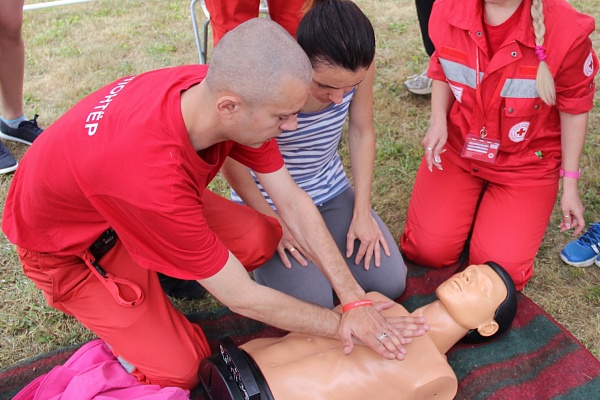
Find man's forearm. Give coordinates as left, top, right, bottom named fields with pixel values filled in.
left=230, top=281, right=342, bottom=338
left=277, top=189, right=366, bottom=304
left=200, top=254, right=342, bottom=338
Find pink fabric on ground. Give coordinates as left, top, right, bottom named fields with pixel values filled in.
left=13, top=339, right=190, bottom=400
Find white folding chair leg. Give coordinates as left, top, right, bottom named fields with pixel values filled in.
left=190, top=0, right=208, bottom=64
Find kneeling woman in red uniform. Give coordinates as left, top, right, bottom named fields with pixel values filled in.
left=401, top=0, right=598, bottom=290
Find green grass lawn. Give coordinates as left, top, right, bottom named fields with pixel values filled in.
left=1, top=0, right=598, bottom=368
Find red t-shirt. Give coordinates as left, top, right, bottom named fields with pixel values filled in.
left=2, top=65, right=284, bottom=280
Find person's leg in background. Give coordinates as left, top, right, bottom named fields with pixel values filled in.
left=401, top=157, right=485, bottom=268
left=468, top=181, right=558, bottom=291
left=404, top=0, right=435, bottom=95
left=205, top=0, right=304, bottom=47
left=0, top=0, right=43, bottom=174
left=267, top=0, right=305, bottom=37
left=204, top=0, right=260, bottom=46
left=415, top=0, right=435, bottom=58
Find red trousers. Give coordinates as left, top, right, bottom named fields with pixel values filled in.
left=17, top=190, right=282, bottom=390
left=205, top=0, right=305, bottom=44
left=401, top=157, right=558, bottom=290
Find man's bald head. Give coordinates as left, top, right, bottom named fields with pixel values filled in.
left=205, top=18, right=312, bottom=106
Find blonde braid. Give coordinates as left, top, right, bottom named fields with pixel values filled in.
left=531, top=0, right=556, bottom=105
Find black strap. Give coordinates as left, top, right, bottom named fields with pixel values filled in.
left=199, top=337, right=274, bottom=400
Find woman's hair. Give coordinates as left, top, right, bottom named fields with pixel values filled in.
left=531, top=0, right=556, bottom=106
left=297, top=0, right=375, bottom=71
left=462, top=261, right=518, bottom=344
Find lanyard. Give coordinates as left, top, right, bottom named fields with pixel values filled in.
left=475, top=47, right=513, bottom=138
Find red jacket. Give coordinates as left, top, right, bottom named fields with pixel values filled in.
left=428, top=0, right=597, bottom=185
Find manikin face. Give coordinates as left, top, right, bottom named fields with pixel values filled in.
left=435, top=264, right=508, bottom=331
left=310, top=63, right=368, bottom=105
left=234, top=78, right=309, bottom=148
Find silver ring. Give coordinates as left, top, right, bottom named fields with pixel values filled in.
left=564, top=215, right=570, bottom=218
left=426, top=147, right=433, bottom=151
left=289, top=247, right=296, bottom=252
left=377, top=332, right=388, bottom=342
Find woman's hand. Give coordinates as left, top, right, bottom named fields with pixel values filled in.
left=559, top=179, right=585, bottom=235
left=346, top=213, right=391, bottom=270
left=421, top=122, right=448, bottom=172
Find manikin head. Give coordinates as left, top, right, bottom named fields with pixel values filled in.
left=436, top=262, right=517, bottom=344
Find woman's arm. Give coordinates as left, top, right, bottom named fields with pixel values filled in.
left=558, top=111, right=588, bottom=235
left=422, top=80, right=455, bottom=171
left=346, top=62, right=389, bottom=268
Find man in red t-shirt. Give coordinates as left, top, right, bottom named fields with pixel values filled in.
left=2, top=19, right=425, bottom=390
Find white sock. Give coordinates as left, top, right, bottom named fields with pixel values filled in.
left=1, top=115, right=27, bottom=128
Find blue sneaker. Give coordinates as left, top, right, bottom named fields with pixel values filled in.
left=0, top=141, right=18, bottom=174
left=560, top=222, right=600, bottom=267
left=0, top=114, right=43, bottom=145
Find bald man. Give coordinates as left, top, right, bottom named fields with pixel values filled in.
left=2, top=19, right=425, bottom=390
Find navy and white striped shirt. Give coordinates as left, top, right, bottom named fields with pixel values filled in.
left=231, top=88, right=356, bottom=210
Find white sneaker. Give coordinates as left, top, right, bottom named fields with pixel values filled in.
left=404, top=71, right=433, bottom=95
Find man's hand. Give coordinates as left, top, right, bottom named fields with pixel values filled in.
left=375, top=300, right=429, bottom=342
left=337, top=303, right=425, bottom=360
left=275, top=217, right=309, bottom=268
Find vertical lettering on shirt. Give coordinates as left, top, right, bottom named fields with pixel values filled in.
left=85, top=76, right=136, bottom=136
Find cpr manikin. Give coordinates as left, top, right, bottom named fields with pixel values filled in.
left=199, top=262, right=517, bottom=400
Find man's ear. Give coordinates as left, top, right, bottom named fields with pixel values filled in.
left=216, top=95, right=241, bottom=119
left=476, top=320, right=499, bottom=337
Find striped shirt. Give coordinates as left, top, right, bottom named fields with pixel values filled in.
left=231, top=88, right=356, bottom=210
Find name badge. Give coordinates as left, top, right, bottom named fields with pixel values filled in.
left=461, top=134, right=500, bottom=164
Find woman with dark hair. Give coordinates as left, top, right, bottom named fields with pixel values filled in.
left=200, top=263, right=518, bottom=400
left=222, top=0, right=407, bottom=308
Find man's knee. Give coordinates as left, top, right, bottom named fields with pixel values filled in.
left=235, top=213, right=282, bottom=270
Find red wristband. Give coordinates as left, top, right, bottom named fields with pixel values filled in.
left=341, top=299, right=374, bottom=313
left=560, top=168, right=581, bottom=179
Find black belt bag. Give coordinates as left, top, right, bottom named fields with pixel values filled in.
left=90, top=228, right=118, bottom=261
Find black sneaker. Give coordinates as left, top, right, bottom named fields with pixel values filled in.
left=158, top=273, right=207, bottom=300
left=0, top=141, right=18, bottom=174
left=0, top=114, right=43, bottom=145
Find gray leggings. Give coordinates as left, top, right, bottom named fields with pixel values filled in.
left=253, top=187, right=407, bottom=308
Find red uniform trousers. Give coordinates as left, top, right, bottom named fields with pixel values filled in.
left=17, top=190, right=282, bottom=390
left=401, top=157, right=557, bottom=290
left=205, top=0, right=305, bottom=44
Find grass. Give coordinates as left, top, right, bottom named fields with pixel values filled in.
left=0, top=0, right=599, bottom=369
